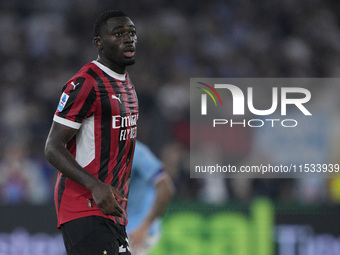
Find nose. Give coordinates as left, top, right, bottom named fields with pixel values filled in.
left=123, top=32, right=133, bottom=43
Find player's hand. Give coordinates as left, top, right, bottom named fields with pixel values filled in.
left=129, top=222, right=149, bottom=252
left=91, top=182, right=127, bottom=217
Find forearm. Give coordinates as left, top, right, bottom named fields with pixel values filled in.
left=45, top=141, right=100, bottom=191
left=44, top=122, right=100, bottom=191
left=143, top=174, right=175, bottom=226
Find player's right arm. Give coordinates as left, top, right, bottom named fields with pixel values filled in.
left=45, top=121, right=126, bottom=217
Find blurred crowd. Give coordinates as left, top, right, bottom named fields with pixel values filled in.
left=1, top=0, right=340, bottom=205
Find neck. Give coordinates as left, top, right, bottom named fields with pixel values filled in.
left=96, top=56, right=126, bottom=74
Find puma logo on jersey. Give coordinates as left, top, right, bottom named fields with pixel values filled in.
left=70, top=81, right=80, bottom=90
left=112, top=95, right=122, bottom=104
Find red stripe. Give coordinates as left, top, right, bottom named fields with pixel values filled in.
left=116, top=79, right=131, bottom=191
left=100, top=71, right=119, bottom=184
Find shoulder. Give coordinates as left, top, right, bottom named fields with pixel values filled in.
left=62, top=63, right=99, bottom=92
left=70, top=62, right=99, bottom=83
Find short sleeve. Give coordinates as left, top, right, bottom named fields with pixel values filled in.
left=54, top=76, right=96, bottom=129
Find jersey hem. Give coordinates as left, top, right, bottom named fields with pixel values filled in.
left=58, top=212, right=126, bottom=228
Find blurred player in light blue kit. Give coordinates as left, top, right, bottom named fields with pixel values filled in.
left=127, top=141, right=175, bottom=255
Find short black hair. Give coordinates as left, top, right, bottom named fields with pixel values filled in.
left=93, top=10, right=127, bottom=38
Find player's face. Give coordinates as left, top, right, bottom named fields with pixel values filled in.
left=96, top=16, right=137, bottom=73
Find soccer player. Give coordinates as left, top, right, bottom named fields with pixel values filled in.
left=127, top=141, right=175, bottom=255
left=45, top=10, right=138, bottom=255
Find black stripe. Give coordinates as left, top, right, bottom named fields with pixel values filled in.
left=75, top=87, right=96, bottom=123
left=58, top=175, right=67, bottom=211
left=87, top=68, right=111, bottom=182
left=120, top=140, right=134, bottom=199
left=111, top=139, right=126, bottom=187
left=120, top=139, right=134, bottom=193
left=125, top=139, right=135, bottom=173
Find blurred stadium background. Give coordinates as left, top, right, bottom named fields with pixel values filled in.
left=1, top=0, right=340, bottom=254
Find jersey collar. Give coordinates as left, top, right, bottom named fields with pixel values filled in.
left=92, top=60, right=126, bottom=81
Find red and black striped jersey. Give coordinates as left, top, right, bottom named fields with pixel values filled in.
left=53, top=61, right=138, bottom=227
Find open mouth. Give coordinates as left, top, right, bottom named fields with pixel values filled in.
left=123, top=48, right=135, bottom=58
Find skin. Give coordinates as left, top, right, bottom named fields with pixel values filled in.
left=129, top=173, right=175, bottom=251
left=94, top=16, right=137, bottom=74
left=45, top=16, right=137, bottom=217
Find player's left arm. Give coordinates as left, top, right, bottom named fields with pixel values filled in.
left=129, top=171, right=175, bottom=247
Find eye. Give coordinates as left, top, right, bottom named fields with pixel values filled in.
left=115, top=32, right=123, bottom=37
left=129, top=31, right=137, bottom=36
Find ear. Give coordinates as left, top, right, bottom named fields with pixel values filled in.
left=94, top=37, right=103, bottom=50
